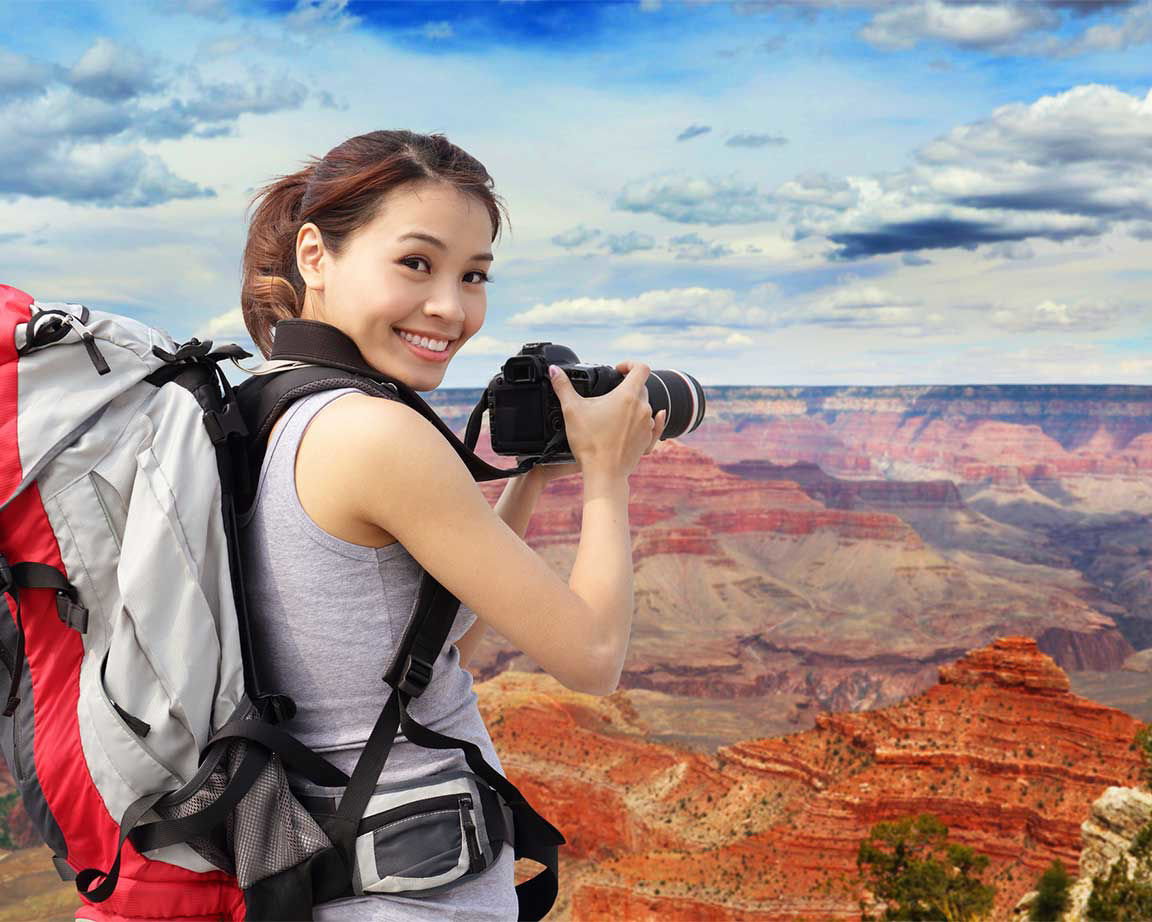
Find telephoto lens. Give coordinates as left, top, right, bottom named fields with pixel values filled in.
left=644, top=369, right=706, bottom=440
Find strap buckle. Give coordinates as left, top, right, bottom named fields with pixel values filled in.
left=396, top=653, right=433, bottom=698
left=56, top=591, right=89, bottom=633
left=202, top=401, right=249, bottom=445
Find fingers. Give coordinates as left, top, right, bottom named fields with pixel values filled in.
left=643, top=409, right=668, bottom=454
left=617, top=360, right=651, bottom=397
left=548, top=365, right=573, bottom=403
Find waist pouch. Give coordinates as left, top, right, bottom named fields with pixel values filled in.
left=295, top=768, right=514, bottom=898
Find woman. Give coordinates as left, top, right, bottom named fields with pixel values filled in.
left=237, top=129, right=666, bottom=919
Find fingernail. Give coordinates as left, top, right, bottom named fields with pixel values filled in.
left=548, top=365, right=558, bottom=379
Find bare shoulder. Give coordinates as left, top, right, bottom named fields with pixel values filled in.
left=287, top=389, right=612, bottom=696
left=285, top=391, right=412, bottom=548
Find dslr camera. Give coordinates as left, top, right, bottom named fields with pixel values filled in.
left=487, top=343, right=706, bottom=464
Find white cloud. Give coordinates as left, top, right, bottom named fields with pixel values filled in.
left=423, top=21, right=455, bottom=40
left=551, top=225, right=602, bottom=248
left=860, top=0, right=1058, bottom=50
left=989, top=298, right=1142, bottom=332
left=284, top=0, right=361, bottom=31
left=777, top=84, right=1152, bottom=259
left=779, top=285, right=938, bottom=331
left=456, top=334, right=529, bottom=357
left=507, top=285, right=776, bottom=328
left=615, top=173, right=775, bottom=224
left=69, top=38, right=169, bottom=101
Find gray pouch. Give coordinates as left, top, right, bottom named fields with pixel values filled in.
left=296, top=768, right=514, bottom=899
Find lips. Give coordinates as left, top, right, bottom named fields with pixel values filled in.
left=394, top=328, right=453, bottom=363
left=394, top=327, right=456, bottom=345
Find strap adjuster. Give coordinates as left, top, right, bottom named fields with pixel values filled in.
left=202, top=402, right=248, bottom=445
left=396, top=653, right=433, bottom=697
left=56, top=591, right=89, bottom=633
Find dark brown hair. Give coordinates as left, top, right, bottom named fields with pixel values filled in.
left=240, top=130, right=510, bottom=358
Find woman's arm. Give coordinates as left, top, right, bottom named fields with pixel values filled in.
left=456, top=469, right=547, bottom=669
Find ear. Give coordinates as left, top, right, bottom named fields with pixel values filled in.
left=296, top=222, right=326, bottom=291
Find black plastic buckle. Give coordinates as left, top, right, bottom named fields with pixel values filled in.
left=152, top=338, right=213, bottom=364
left=202, top=401, right=249, bottom=445
left=56, top=592, right=89, bottom=633
left=396, top=653, right=433, bottom=697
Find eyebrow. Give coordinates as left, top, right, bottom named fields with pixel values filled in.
left=396, top=231, right=494, bottom=263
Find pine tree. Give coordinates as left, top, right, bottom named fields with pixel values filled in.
left=1029, top=859, right=1071, bottom=922
left=856, top=813, right=996, bottom=921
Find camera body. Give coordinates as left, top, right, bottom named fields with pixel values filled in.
left=486, top=341, right=707, bottom=465
left=487, top=343, right=619, bottom=463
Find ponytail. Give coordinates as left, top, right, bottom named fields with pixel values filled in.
left=240, top=161, right=319, bottom=358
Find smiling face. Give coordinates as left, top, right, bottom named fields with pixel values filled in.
left=295, top=180, right=495, bottom=391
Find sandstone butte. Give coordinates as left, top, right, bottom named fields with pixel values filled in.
left=474, top=636, right=1148, bottom=921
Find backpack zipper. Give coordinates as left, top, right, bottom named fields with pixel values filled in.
left=58, top=314, right=110, bottom=375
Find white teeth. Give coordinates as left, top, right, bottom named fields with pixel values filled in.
left=397, top=330, right=449, bottom=352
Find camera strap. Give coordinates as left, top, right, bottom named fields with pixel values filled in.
left=265, top=318, right=568, bottom=481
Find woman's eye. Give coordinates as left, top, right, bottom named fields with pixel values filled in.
left=401, top=257, right=492, bottom=285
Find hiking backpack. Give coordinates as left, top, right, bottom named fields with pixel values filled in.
left=0, top=283, right=567, bottom=920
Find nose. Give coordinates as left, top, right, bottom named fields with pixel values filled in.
left=423, top=279, right=468, bottom=327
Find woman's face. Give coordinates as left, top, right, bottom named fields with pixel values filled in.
left=296, top=181, right=494, bottom=392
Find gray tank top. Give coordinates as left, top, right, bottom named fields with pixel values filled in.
left=237, top=387, right=517, bottom=920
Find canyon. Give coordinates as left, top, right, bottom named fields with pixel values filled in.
left=431, top=385, right=1152, bottom=744
left=4, top=383, right=1151, bottom=917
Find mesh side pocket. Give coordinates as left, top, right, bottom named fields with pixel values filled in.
left=153, top=734, right=334, bottom=889
left=225, top=740, right=333, bottom=889
left=153, top=747, right=234, bottom=874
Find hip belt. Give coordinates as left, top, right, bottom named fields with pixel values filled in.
left=295, top=768, right=515, bottom=898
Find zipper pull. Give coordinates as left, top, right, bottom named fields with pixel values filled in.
left=81, top=331, right=110, bottom=375
left=59, top=314, right=111, bottom=375
left=459, top=794, right=481, bottom=870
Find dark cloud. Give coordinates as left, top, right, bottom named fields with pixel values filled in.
left=0, top=146, right=214, bottom=207
left=778, top=84, right=1152, bottom=259
left=1042, top=0, right=1137, bottom=14
left=953, top=191, right=1152, bottom=221
left=0, top=48, right=66, bottom=98
left=826, top=217, right=1091, bottom=259
left=677, top=124, right=712, bottom=141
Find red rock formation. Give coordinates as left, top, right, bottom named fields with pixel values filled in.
left=462, top=437, right=1132, bottom=715
left=475, top=637, right=1147, bottom=921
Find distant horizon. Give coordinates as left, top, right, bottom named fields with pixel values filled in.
left=421, top=381, right=1152, bottom=395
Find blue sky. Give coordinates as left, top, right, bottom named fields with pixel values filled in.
left=2, top=0, right=1151, bottom=386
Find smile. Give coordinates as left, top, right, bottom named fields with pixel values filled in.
left=394, top=328, right=453, bottom=363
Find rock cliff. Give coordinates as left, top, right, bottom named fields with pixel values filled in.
left=474, top=637, right=1146, bottom=920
